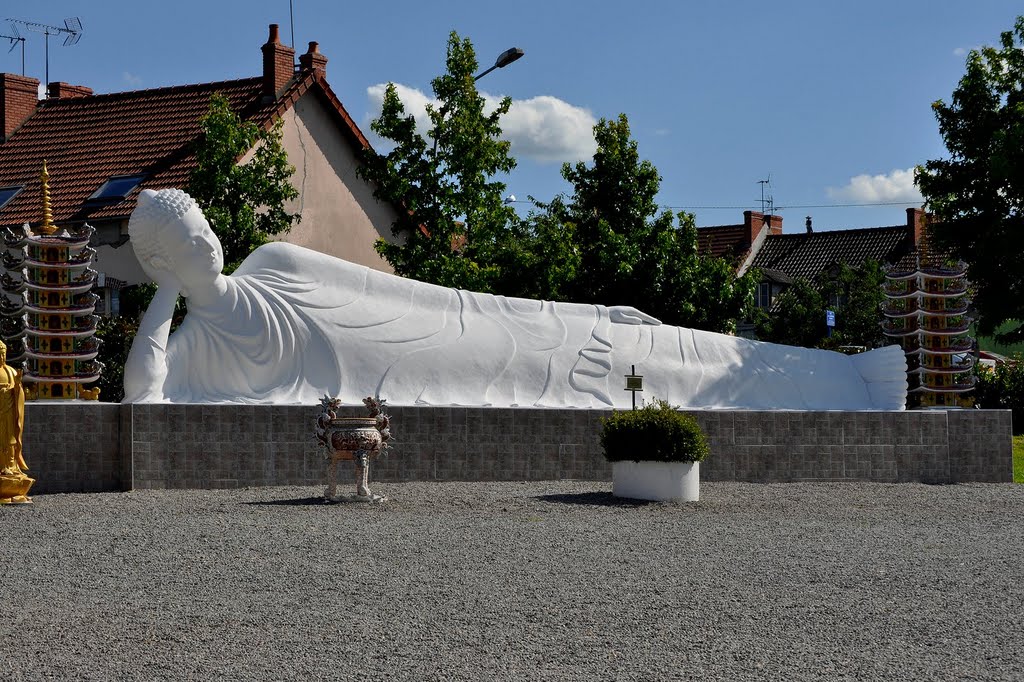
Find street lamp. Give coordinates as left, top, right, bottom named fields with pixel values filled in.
left=474, top=47, right=525, bottom=81
left=432, top=46, right=525, bottom=155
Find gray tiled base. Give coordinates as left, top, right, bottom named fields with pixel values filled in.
left=20, top=404, right=1014, bottom=493
left=23, top=403, right=123, bottom=493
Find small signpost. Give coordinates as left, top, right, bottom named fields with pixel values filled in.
left=826, top=309, right=836, bottom=337
left=624, top=364, right=643, bottom=410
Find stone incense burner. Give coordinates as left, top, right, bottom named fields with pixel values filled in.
left=315, top=396, right=391, bottom=503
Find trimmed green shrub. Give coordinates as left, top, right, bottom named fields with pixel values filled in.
left=601, top=399, right=710, bottom=463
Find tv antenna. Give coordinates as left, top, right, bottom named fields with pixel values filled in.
left=757, top=176, right=775, bottom=216
left=289, top=0, right=296, bottom=53
left=8, top=17, right=83, bottom=87
left=0, top=23, right=25, bottom=75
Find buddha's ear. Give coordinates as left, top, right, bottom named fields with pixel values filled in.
left=148, top=255, right=170, bottom=272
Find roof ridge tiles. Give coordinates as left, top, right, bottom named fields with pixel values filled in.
left=37, top=76, right=264, bottom=106
left=764, top=224, right=907, bottom=239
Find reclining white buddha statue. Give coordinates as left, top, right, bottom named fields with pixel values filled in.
left=122, top=189, right=907, bottom=409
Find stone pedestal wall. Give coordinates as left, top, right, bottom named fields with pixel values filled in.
left=22, top=403, right=124, bottom=493
left=22, top=404, right=1014, bottom=493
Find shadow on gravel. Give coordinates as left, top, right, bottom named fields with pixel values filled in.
left=243, top=497, right=329, bottom=507
left=534, top=492, right=654, bottom=507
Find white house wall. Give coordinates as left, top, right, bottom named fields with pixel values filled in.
left=93, top=229, right=149, bottom=287
left=270, top=97, right=400, bottom=273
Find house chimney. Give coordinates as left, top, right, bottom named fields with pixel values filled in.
left=262, top=23, right=295, bottom=98
left=47, top=82, right=93, bottom=99
left=907, top=207, right=926, bottom=247
left=299, top=41, right=328, bottom=76
left=805, top=216, right=813, bottom=234
left=766, top=213, right=783, bottom=234
left=1, top=73, right=40, bottom=141
left=743, top=210, right=764, bottom=246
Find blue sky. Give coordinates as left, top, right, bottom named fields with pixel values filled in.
left=3, top=1, right=1020, bottom=232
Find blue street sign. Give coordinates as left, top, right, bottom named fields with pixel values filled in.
left=826, top=309, right=836, bottom=327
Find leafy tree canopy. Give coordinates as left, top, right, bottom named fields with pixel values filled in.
left=188, top=92, right=300, bottom=272
left=358, top=31, right=517, bottom=293
left=916, top=16, right=1024, bottom=344
left=530, top=114, right=757, bottom=332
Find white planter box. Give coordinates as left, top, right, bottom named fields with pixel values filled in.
left=612, top=460, right=700, bottom=502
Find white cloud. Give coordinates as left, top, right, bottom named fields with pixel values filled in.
left=366, top=83, right=597, bottom=164
left=826, top=168, right=924, bottom=203
left=953, top=47, right=967, bottom=57
left=495, top=94, right=597, bottom=163
left=122, top=72, right=143, bottom=87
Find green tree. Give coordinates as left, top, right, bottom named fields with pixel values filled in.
left=92, top=315, right=137, bottom=403
left=359, top=31, right=517, bottom=292
left=973, top=358, right=1024, bottom=435
left=916, top=16, right=1024, bottom=344
left=531, top=115, right=756, bottom=332
left=755, top=278, right=827, bottom=348
left=756, top=260, right=886, bottom=349
left=489, top=195, right=581, bottom=302
left=188, top=93, right=300, bottom=271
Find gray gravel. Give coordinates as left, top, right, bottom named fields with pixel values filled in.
left=1, top=481, right=1022, bottom=681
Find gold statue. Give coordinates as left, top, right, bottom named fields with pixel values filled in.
left=0, top=340, right=31, bottom=504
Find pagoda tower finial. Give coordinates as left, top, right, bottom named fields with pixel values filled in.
left=38, top=161, right=56, bottom=236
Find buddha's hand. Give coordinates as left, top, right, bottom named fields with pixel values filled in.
left=609, top=306, right=662, bottom=326
left=149, top=266, right=184, bottom=292
left=137, top=252, right=184, bottom=293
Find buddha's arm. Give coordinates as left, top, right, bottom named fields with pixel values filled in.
left=123, top=285, right=179, bottom=402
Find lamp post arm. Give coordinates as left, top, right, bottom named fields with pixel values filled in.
left=474, top=64, right=498, bottom=81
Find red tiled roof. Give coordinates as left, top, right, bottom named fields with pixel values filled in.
left=0, top=69, right=369, bottom=228
left=749, top=225, right=912, bottom=283
left=697, top=224, right=750, bottom=261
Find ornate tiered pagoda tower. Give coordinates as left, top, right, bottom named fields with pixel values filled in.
left=881, top=258, right=975, bottom=409
left=1, top=162, right=101, bottom=400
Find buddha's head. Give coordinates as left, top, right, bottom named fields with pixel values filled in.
left=128, top=189, right=225, bottom=295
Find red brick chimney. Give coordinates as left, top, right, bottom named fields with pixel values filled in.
left=743, top=210, right=783, bottom=245
left=47, top=82, right=93, bottom=99
left=1, top=73, right=40, bottom=141
left=299, top=41, right=328, bottom=76
left=262, top=24, right=295, bottom=98
left=907, top=207, right=927, bottom=247
left=742, top=210, right=763, bottom=246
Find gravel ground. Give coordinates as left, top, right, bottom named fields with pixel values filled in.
left=1, top=481, right=1022, bottom=682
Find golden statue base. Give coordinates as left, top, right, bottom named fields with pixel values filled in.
left=0, top=473, right=34, bottom=504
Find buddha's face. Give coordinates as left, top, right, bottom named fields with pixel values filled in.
left=162, top=205, right=225, bottom=290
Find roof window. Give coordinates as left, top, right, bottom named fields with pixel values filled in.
left=0, top=186, right=22, bottom=210
left=88, top=175, right=146, bottom=202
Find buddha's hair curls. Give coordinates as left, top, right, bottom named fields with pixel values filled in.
left=128, top=189, right=199, bottom=265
